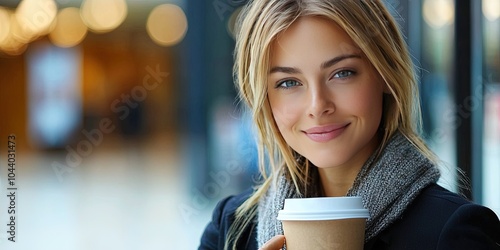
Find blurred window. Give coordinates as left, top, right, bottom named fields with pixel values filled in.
left=27, top=43, right=82, bottom=148
left=482, top=0, right=500, bottom=216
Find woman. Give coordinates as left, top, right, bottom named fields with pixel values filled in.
left=199, top=0, right=500, bottom=249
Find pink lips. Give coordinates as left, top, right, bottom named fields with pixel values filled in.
left=303, top=123, right=350, bottom=142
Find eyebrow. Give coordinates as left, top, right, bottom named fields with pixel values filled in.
left=269, top=54, right=362, bottom=74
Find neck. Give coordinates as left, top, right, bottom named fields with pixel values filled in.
left=318, top=164, right=362, bottom=197
left=318, top=134, right=380, bottom=197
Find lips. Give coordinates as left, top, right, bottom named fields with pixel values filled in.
left=303, top=123, right=350, bottom=142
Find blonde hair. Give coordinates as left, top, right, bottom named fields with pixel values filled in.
left=226, top=0, right=437, bottom=248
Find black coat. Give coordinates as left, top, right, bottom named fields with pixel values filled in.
left=199, top=184, right=500, bottom=250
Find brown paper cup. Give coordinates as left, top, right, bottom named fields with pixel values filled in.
left=282, top=218, right=366, bottom=250
left=277, top=197, right=368, bottom=250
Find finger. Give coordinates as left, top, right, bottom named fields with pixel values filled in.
left=259, top=235, right=286, bottom=250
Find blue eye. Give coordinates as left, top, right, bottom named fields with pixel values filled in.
left=276, top=79, right=301, bottom=89
left=333, top=70, right=355, bottom=79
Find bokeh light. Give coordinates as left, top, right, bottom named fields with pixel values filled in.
left=15, top=0, right=57, bottom=41
left=0, top=10, right=28, bottom=56
left=0, top=34, right=28, bottom=56
left=49, top=7, right=88, bottom=48
left=81, top=0, right=127, bottom=33
left=423, top=0, right=455, bottom=28
left=11, top=11, right=33, bottom=44
left=146, top=4, right=188, bottom=47
left=483, top=0, right=500, bottom=21
left=0, top=7, right=11, bottom=46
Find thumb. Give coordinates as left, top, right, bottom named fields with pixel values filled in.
left=259, top=235, right=286, bottom=250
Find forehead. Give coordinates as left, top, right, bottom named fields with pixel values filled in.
left=270, top=16, right=361, bottom=64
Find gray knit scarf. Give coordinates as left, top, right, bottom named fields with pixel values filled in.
left=257, top=132, right=441, bottom=247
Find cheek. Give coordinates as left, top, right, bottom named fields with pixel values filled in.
left=271, top=105, right=294, bottom=131
left=269, top=97, right=302, bottom=131
left=340, top=83, right=384, bottom=118
left=359, top=89, right=384, bottom=120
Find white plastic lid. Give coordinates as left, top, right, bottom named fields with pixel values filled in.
left=277, top=196, right=369, bottom=221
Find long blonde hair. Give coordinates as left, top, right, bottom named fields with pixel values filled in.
left=226, top=0, right=436, bottom=248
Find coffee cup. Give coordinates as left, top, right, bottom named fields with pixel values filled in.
left=277, top=196, right=369, bottom=250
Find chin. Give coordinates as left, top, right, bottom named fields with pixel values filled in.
left=307, top=157, right=347, bottom=169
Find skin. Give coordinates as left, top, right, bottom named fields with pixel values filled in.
left=262, top=15, right=387, bottom=249
left=259, top=235, right=285, bottom=250
left=267, top=16, right=386, bottom=198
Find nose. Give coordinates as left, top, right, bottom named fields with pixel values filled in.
left=307, top=85, right=335, bottom=118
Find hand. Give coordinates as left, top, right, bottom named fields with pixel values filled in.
left=259, top=235, right=286, bottom=250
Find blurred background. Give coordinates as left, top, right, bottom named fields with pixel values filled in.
left=0, top=0, right=498, bottom=249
